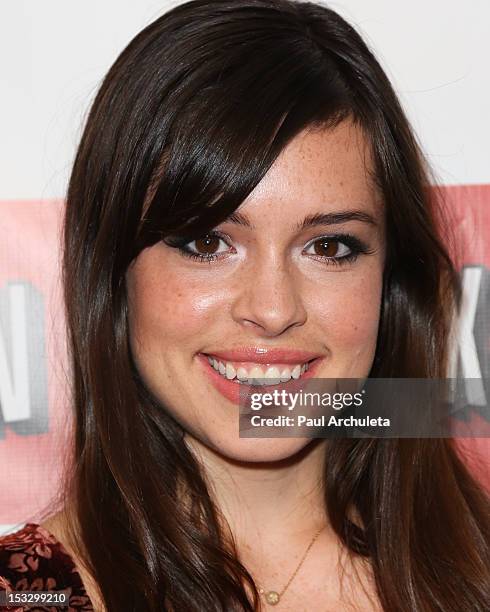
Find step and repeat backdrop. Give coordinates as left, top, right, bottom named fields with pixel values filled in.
left=1, top=1, right=489, bottom=534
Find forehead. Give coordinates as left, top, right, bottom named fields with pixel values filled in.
left=239, top=118, right=382, bottom=220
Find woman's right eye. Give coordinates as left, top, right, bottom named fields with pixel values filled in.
left=167, top=232, right=233, bottom=262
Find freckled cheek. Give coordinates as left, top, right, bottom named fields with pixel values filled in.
left=130, top=277, right=229, bottom=348
left=306, top=274, right=383, bottom=350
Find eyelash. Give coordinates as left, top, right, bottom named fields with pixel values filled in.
left=167, top=231, right=374, bottom=267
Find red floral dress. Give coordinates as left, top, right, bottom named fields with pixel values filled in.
left=0, top=523, right=93, bottom=611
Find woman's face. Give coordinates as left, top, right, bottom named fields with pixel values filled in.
left=126, top=118, right=385, bottom=462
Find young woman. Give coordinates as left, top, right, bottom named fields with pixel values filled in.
left=1, top=1, right=489, bottom=610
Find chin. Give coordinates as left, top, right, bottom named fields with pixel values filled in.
left=187, top=432, right=316, bottom=464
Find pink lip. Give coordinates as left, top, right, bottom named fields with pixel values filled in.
left=202, top=347, right=323, bottom=365
left=197, top=352, right=324, bottom=406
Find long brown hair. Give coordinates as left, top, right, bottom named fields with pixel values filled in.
left=46, top=1, right=490, bottom=609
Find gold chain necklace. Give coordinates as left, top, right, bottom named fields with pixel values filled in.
left=257, top=525, right=326, bottom=606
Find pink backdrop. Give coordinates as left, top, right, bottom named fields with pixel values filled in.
left=1, top=187, right=490, bottom=527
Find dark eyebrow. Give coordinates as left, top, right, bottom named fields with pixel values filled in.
left=225, top=209, right=378, bottom=230
left=295, top=210, right=378, bottom=230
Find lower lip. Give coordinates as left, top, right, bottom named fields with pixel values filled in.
left=196, top=353, right=324, bottom=406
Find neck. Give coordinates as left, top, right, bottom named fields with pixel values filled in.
left=184, top=437, right=330, bottom=551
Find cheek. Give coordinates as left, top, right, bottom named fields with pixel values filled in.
left=126, top=261, right=228, bottom=354
left=307, top=268, right=383, bottom=355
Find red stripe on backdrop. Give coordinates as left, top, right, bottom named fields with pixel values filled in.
left=0, top=189, right=489, bottom=524
left=0, top=199, right=70, bottom=524
left=438, top=185, right=490, bottom=489
left=437, top=184, right=490, bottom=266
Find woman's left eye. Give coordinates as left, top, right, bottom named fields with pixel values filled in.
left=304, top=238, right=350, bottom=258
left=303, top=234, right=370, bottom=266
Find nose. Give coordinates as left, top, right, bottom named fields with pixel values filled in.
left=230, top=256, right=307, bottom=337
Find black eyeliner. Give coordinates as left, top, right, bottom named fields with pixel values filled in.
left=165, top=230, right=375, bottom=265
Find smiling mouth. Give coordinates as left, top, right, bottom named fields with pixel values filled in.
left=204, top=355, right=314, bottom=385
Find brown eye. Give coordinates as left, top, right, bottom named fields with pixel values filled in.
left=304, top=236, right=353, bottom=263
left=194, top=235, right=221, bottom=254
left=312, top=239, right=340, bottom=257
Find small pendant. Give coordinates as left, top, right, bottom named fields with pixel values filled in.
left=264, top=590, right=280, bottom=605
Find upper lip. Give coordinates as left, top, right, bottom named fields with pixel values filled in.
left=202, top=347, right=323, bottom=364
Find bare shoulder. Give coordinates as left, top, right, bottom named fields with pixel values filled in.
left=39, top=512, right=106, bottom=612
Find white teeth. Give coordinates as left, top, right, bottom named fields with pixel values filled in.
left=236, top=366, right=248, bottom=381
left=225, top=363, right=236, bottom=380
left=249, top=366, right=264, bottom=385
left=264, top=366, right=281, bottom=385
left=206, top=356, right=311, bottom=385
